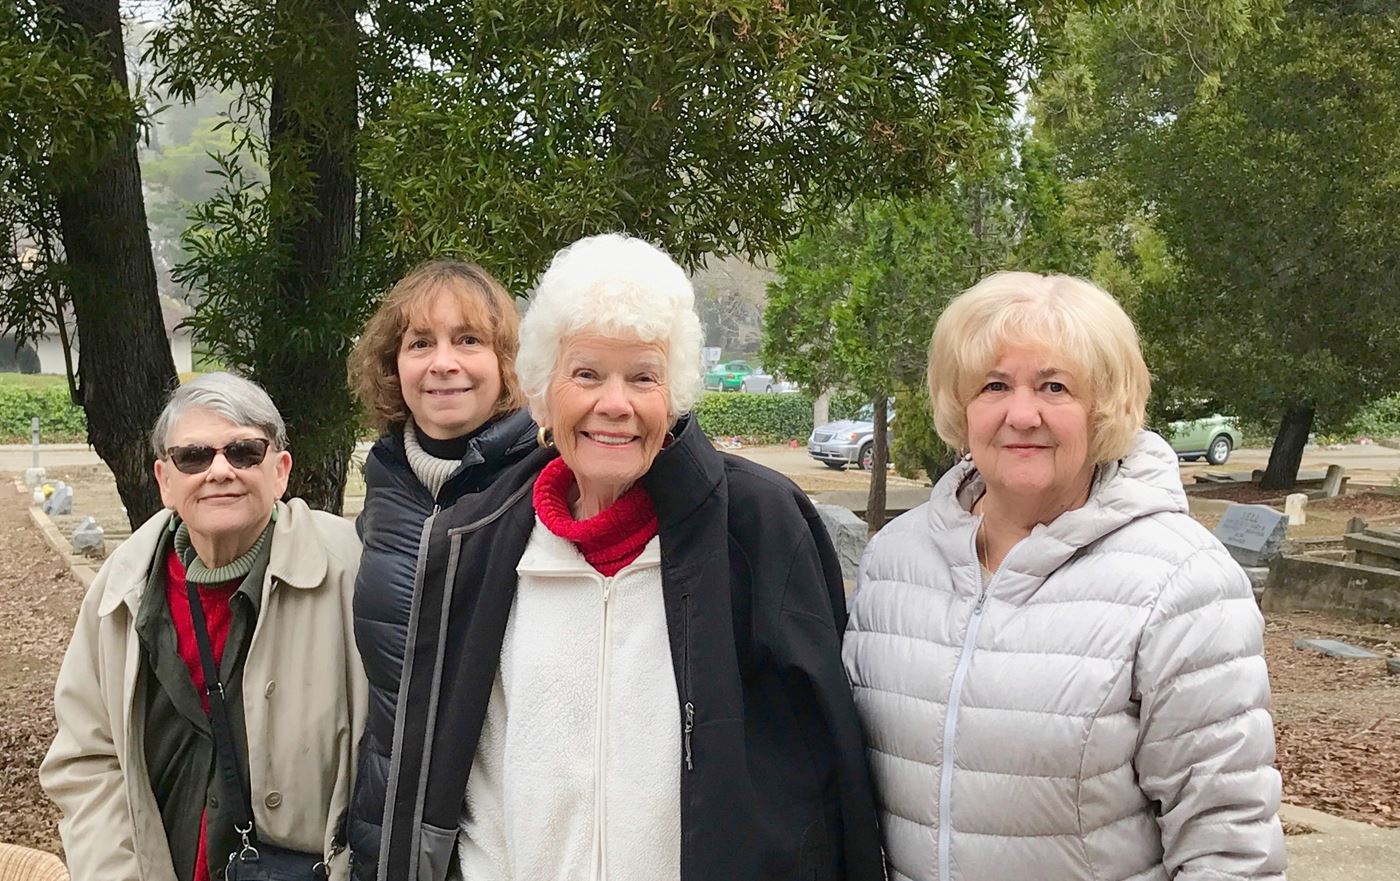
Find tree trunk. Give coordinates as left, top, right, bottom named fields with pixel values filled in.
left=50, top=0, right=179, bottom=529
left=259, top=0, right=360, bottom=513
left=865, top=395, right=889, bottom=533
left=1259, top=404, right=1315, bottom=491
left=813, top=389, right=831, bottom=428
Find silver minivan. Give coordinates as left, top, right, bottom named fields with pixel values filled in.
left=807, top=404, right=894, bottom=470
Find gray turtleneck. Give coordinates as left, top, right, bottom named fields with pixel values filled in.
left=403, top=420, right=464, bottom=499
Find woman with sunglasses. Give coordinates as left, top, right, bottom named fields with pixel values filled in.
left=42, top=372, right=367, bottom=881
left=344, top=260, right=536, bottom=878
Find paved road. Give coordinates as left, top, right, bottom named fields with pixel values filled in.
left=737, top=442, right=1400, bottom=486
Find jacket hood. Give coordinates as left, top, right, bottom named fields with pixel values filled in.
left=922, top=430, right=1188, bottom=604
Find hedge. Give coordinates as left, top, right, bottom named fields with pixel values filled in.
left=692, top=391, right=865, bottom=444
left=0, top=385, right=87, bottom=442
left=0, top=383, right=927, bottom=448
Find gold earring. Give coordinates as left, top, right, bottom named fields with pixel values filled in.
left=537, top=425, right=555, bottom=449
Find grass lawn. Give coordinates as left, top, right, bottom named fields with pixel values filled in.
left=0, top=373, right=66, bottom=389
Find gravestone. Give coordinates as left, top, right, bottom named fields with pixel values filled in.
left=1214, top=504, right=1289, bottom=568
left=43, top=483, right=73, bottom=516
left=1285, top=493, right=1307, bottom=525
left=71, top=516, right=104, bottom=553
left=1293, top=638, right=1383, bottom=660
left=1322, top=464, right=1346, bottom=498
left=814, top=502, right=869, bottom=585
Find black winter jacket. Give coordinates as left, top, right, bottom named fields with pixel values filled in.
left=373, top=416, right=884, bottom=881
left=347, top=409, right=536, bottom=880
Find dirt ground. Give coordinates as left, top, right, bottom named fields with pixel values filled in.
left=1267, top=613, right=1400, bottom=827
left=3, top=454, right=1400, bottom=854
left=0, top=482, right=84, bottom=852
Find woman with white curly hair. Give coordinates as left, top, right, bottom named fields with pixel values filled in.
left=372, top=234, right=884, bottom=881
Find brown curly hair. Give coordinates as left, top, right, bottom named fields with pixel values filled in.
left=349, top=260, right=525, bottom=434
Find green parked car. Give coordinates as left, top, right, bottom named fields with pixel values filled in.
left=1163, top=414, right=1242, bottom=465
left=703, top=360, right=754, bottom=392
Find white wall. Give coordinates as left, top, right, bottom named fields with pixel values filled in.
left=34, top=336, right=69, bottom=376
left=170, top=333, right=193, bottom=374
left=33, top=332, right=193, bottom=375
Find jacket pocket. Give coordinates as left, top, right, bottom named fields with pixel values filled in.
left=799, top=817, right=834, bottom=881
left=417, top=821, right=457, bottom=881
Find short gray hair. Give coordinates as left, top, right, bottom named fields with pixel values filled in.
left=151, top=372, right=288, bottom=457
left=516, top=234, right=705, bottom=424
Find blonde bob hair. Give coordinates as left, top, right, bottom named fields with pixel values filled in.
left=927, top=271, right=1150, bottom=464
left=516, top=233, right=704, bottom=426
left=348, top=259, right=525, bottom=433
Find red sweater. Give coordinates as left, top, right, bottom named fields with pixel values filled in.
left=165, top=549, right=238, bottom=881
left=532, top=457, right=659, bottom=575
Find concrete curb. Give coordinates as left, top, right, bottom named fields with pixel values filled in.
left=15, top=477, right=100, bottom=588
left=1280, top=803, right=1400, bottom=880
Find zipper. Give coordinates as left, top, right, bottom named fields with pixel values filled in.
left=594, top=573, right=613, bottom=880
left=681, top=593, right=695, bottom=772
left=936, top=524, right=997, bottom=881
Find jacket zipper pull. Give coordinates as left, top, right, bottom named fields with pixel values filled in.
left=683, top=701, right=695, bottom=770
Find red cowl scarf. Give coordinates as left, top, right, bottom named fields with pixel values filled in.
left=532, top=456, right=659, bottom=576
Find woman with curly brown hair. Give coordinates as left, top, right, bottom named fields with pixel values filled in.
left=343, top=260, right=536, bottom=879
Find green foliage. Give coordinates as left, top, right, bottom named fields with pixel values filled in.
left=0, top=0, right=142, bottom=354
left=763, top=124, right=1102, bottom=405
left=692, top=391, right=862, bottom=445
left=135, top=0, right=1085, bottom=505
left=0, top=384, right=86, bottom=442
left=1037, top=1, right=1400, bottom=443
left=891, top=385, right=954, bottom=484
left=1345, top=395, right=1400, bottom=441
left=357, top=0, right=1068, bottom=289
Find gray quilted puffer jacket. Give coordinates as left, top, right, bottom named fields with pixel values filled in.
left=843, top=431, right=1286, bottom=881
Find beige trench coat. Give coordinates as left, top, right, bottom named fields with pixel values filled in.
left=40, top=499, right=368, bottom=881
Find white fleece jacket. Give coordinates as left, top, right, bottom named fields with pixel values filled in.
left=456, top=519, right=681, bottom=881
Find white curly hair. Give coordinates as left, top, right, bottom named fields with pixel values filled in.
left=516, top=233, right=705, bottom=425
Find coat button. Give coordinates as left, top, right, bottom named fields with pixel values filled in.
left=209, top=794, right=219, bottom=809
left=264, top=680, right=276, bottom=697
left=265, top=791, right=282, bottom=808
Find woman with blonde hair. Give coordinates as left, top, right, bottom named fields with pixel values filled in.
left=844, top=272, right=1286, bottom=881
left=344, top=260, right=536, bottom=879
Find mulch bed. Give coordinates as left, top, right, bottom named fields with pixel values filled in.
left=1312, top=492, right=1400, bottom=519
left=1188, top=483, right=1290, bottom=504
left=1189, top=484, right=1400, bottom=521
left=0, top=485, right=84, bottom=853
left=1267, top=612, right=1400, bottom=827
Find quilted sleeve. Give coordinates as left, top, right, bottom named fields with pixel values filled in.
left=1133, top=548, right=1287, bottom=880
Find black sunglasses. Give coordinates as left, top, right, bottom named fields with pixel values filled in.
left=164, top=438, right=273, bottom=474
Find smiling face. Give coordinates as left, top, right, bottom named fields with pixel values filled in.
left=965, top=345, right=1094, bottom=515
left=396, top=291, right=503, bottom=440
left=154, top=408, right=291, bottom=553
left=544, top=333, right=672, bottom=517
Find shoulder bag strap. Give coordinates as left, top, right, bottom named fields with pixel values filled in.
left=185, top=581, right=257, bottom=842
